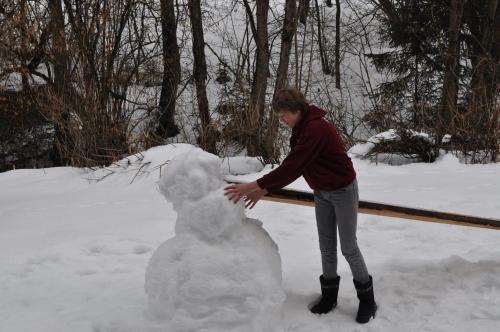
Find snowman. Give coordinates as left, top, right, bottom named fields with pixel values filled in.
left=145, top=147, right=285, bottom=332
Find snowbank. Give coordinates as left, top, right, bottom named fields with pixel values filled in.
left=145, top=147, right=285, bottom=332
left=86, top=144, right=264, bottom=185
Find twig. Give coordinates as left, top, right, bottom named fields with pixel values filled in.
left=130, top=161, right=151, bottom=184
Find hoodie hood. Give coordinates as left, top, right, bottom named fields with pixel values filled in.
left=294, top=104, right=326, bottom=132
left=305, top=104, right=326, bottom=121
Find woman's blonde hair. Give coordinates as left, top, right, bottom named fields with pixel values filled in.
left=272, top=87, right=308, bottom=114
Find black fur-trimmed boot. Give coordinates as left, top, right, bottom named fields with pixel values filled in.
left=353, top=275, right=377, bottom=323
left=310, top=275, right=340, bottom=314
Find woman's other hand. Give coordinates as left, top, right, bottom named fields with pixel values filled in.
left=243, top=188, right=267, bottom=209
left=224, top=181, right=267, bottom=209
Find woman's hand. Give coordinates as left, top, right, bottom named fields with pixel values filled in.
left=242, top=188, right=267, bottom=209
left=224, top=181, right=267, bottom=209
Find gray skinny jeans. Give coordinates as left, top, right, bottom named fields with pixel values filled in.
left=314, top=179, right=370, bottom=283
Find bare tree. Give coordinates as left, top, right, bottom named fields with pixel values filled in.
left=48, top=0, right=68, bottom=94
left=438, top=0, right=465, bottom=143
left=244, top=0, right=270, bottom=157
left=188, top=0, right=217, bottom=153
left=157, top=0, right=181, bottom=140
left=464, top=0, right=499, bottom=161
left=314, top=0, right=331, bottom=75
left=298, top=0, right=311, bottom=25
left=469, top=0, right=499, bottom=110
left=47, top=0, right=72, bottom=165
left=263, top=0, right=298, bottom=162
left=58, top=0, right=147, bottom=165
left=335, top=0, right=341, bottom=89
left=274, top=0, right=298, bottom=95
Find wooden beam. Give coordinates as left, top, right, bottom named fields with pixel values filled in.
left=237, top=184, right=500, bottom=230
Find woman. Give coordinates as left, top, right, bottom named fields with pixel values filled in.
left=224, top=88, right=377, bottom=324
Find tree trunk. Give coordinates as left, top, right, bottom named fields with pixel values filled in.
left=48, top=0, right=71, bottom=165
left=470, top=0, right=499, bottom=102
left=315, top=0, right=331, bottom=75
left=335, top=0, right=341, bottom=89
left=48, top=0, right=68, bottom=93
left=439, top=0, right=465, bottom=141
left=242, top=0, right=258, bottom=43
left=157, top=0, right=181, bottom=140
left=493, top=2, right=500, bottom=161
left=298, top=0, right=310, bottom=25
left=264, top=0, right=298, bottom=162
left=247, top=0, right=270, bottom=157
left=274, top=0, right=297, bottom=96
left=19, top=0, right=30, bottom=90
left=188, top=0, right=217, bottom=154
left=467, top=0, right=499, bottom=160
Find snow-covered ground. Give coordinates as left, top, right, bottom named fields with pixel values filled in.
left=1, top=144, right=500, bottom=331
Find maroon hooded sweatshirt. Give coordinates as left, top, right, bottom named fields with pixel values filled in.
left=256, top=104, right=356, bottom=193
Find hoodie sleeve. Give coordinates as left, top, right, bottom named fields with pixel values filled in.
left=257, top=120, right=328, bottom=192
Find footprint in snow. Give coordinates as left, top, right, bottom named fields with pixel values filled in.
left=85, top=243, right=106, bottom=255
left=25, top=254, right=62, bottom=266
left=133, top=245, right=152, bottom=255
left=76, top=269, right=97, bottom=276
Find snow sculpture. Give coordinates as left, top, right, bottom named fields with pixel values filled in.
left=145, top=147, right=285, bottom=332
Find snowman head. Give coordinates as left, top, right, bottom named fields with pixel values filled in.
left=159, top=147, right=224, bottom=212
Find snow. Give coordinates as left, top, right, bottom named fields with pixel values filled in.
left=221, top=156, right=265, bottom=176
left=442, top=134, right=452, bottom=143
left=349, top=129, right=433, bottom=159
left=349, top=129, right=398, bottom=157
left=1, top=143, right=500, bottom=331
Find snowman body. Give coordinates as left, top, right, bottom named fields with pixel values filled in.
left=145, top=148, right=285, bottom=332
